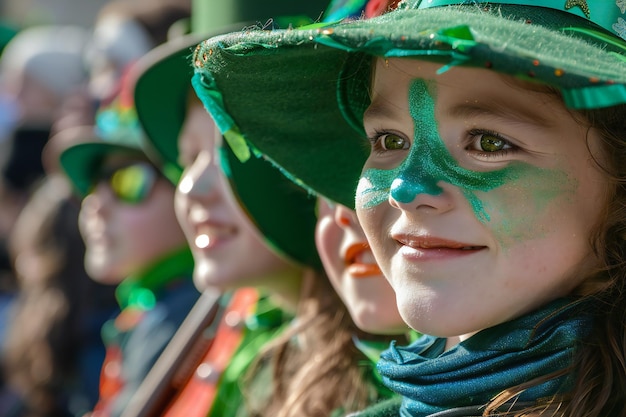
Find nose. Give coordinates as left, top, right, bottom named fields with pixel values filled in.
left=389, top=164, right=441, bottom=204
left=389, top=167, right=454, bottom=213
left=79, top=186, right=110, bottom=236
left=334, top=202, right=358, bottom=228
left=82, top=183, right=114, bottom=214
left=177, top=151, right=221, bottom=202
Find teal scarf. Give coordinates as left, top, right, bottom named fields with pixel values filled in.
left=377, top=298, right=595, bottom=416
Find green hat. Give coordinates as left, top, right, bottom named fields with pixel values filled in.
left=0, top=21, right=18, bottom=55
left=59, top=76, right=170, bottom=196
left=190, top=0, right=626, bottom=209
left=133, top=0, right=331, bottom=269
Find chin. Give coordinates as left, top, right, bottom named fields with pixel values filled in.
left=192, top=264, right=213, bottom=291
left=403, top=310, right=486, bottom=339
left=86, top=265, right=122, bottom=285
left=192, top=262, right=234, bottom=291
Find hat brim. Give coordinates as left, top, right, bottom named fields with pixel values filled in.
left=133, top=20, right=317, bottom=172
left=133, top=33, right=204, bottom=177
left=133, top=24, right=321, bottom=269
left=192, top=5, right=626, bottom=208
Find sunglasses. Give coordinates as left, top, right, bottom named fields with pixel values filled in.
left=93, top=162, right=159, bottom=205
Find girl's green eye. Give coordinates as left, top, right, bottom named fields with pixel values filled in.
left=480, top=134, right=506, bottom=152
left=383, top=134, right=407, bottom=150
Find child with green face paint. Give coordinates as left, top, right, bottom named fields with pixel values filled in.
left=189, top=0, right=626, bottom=415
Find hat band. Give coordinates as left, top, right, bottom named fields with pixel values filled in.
left=417, top=0, right=626, bottom=41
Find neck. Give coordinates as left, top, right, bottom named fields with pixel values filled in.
left=251, top=264, right=304, bottom=313
left=445, top=333, right=475, bottom=350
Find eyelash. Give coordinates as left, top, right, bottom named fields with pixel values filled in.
left=367, top=129, right=409, bottom=156
left=466, top=129, right=517, bottom=160
left=367, top=128, right=518, bottom=163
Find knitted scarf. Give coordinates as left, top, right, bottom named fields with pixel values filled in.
left=377, top=298, right=594, bottom=416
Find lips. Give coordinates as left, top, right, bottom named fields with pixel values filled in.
left=82, top=227, right=110, bottom=248
left=81, top=216, right=107, bottom=243
left=344, top=242, right=382, bottom=278
left=394, top=234, right=482, bottom=249
left=392, top=233, right=486, bottom=259
left=192, top=222, right=236, bottom=250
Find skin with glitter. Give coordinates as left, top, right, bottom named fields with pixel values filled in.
left=358, top=78, right=573, bottom=232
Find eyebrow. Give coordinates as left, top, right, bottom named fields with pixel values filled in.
left=363, top=99, right=402, bottom=124
left=365, top=83, right=559, bottom=129
left=446, top=99, right=555, bottom=128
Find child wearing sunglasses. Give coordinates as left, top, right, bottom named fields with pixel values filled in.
left=190, top=0, right=626, bottom=415
left=58, top=79, right=200, bottom=417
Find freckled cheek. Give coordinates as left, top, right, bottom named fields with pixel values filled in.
left=355, top=176, right=371, bottom=206
left=474, top=181, right=566, bottom=247
left=355, top=193, right=386, bottom=246
left=355, top=199, right=377, bottom=238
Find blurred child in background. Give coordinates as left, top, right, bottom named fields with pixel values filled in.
left=59, top=75, right=199, bottom=417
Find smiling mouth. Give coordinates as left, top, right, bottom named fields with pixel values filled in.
left=393, top=235, right=487, bottom=252
left=345, top=242, right=382, bottom=278
left=193, top=224, right=236, bottom=250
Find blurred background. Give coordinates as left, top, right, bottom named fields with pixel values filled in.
left=1, top=0, right=110, bottom=28
left=0, top=1, right=194, bottom=415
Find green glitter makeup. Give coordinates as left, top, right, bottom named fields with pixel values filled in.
left=358, top=79, right=571, bottom=225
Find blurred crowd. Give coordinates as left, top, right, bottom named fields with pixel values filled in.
left=0, top=1, right=404, bottom=417
left=0, top=2, right=194, bottom=415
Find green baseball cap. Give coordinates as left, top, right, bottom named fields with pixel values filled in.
left=133, top=0, right=332, bottom=269
left=190, top=0, right=626, bottom=209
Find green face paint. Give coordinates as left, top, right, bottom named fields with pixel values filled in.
left=358, top=79, right=570, bottom=227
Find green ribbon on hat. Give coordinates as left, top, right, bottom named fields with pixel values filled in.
left=562, top=83, right=626, bottom=109
left=417, top=0, right=626, bottom=41
left=191, top=71, right=251, bottom=162
left=413, top=0, right=626, bottom=109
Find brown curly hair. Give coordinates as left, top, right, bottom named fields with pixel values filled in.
left=243, top=268, right=401, bottom=417
left=481, top=96, right=626, bottom=416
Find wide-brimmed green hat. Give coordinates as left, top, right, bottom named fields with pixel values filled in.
left=133, top=0, right=332, bottom=269
left=59, top=79, right=169, bottom=196
left=191, top=0, right=626, bottom=209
